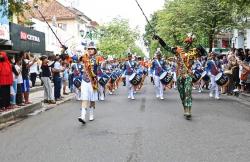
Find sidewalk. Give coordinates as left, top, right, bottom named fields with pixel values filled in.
left=0, top=86, right=74, bottom=127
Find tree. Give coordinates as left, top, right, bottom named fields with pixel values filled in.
left=144, top=0, right=250, bottom=54
left=0, top=0, right=48, bottom=21
left=97, top=18, right=142, bottom=58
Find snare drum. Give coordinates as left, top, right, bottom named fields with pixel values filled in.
left=110, top=72, right=118, bottom=83
left=215, top=72, right=229, bottom=86
left=201, top=71, right=210, bottom=82
left=192, top=70, right=202, bottom=83
left=129, top=73, right=142, bottom=86
left=98, top=73, right=110, bottom=87
left=159, top=71, right=173, bottom=85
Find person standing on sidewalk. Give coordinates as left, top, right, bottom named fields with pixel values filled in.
left=20, top=51, right=37, bottom=104
left=51, top=55, right=65, bottom=101
left=78, top=42, right=99, bottom=124
left=15, top=58, right=25, bottom=106
left=40, top=56, right=56, bottom=104
left=29, top=54, right=39, bottom=88
left=0, top=51, right=13, bottom=112
left=9, top=56, right=19, bottom=108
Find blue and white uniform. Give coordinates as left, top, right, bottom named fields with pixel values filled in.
left=123, top=60, right=137, bottom=99
left=150, top=59, right=168, bottom=99
left=205, top=59, right=221, bottom=99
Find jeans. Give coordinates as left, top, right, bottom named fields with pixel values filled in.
left=53, top=75, right=62, bottom=100
left=11, top=79, right=17, bottom=105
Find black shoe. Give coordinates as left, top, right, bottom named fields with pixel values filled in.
left=78, top=117, right=86, bottom=124
left=186, top=114, right=192, bottom=120
left=44, top=99, right=49, bottom=103
left=48, top=100, right=56, bottom=104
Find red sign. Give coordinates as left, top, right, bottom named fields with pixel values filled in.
left=20, top=31, right=27, bottom=40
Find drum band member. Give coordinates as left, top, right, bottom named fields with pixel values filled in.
left=123, top=53, right=137, bottom=100
left=205, top=52, right=221, bottom=99
left=150, top=49, right=168, bottom=100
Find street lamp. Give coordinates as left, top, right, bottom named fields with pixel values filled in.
left=33, top=4, right=67, bottom=52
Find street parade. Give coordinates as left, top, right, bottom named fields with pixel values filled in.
left=0, top=0, right=250, bottom=161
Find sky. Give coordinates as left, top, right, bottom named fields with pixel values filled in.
left=58, top=0, right=165, bottom=55
left=60, top=0, right=165, bottom=34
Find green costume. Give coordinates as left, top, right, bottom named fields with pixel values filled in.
left=177, top=75, right=192, bottom=110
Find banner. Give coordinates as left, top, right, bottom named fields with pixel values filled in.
left=0, top=0, right=10, bottom=40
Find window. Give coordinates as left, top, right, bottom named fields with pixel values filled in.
left=58, top=23, right=67, bottom=31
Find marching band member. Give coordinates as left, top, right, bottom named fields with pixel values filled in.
left=78, top=42, right=98, bottom=124
left=192, top=57, right=204, bottom=93
left=137, top=57, right=147, bottom=90
left=123, top=53, right=137, bottom=100
left=106, top=60, right=115, bottom=95
left=153, top=34, right=207, bottom=119
left=150, top=49, right=168, bottom=100
left=97, top=60, right=109, bottom=101
left=169, top=58, right=177, bottom=89
left=72, top=57, right=83, bottom=100
left=205, top=52, right=221, bottom=99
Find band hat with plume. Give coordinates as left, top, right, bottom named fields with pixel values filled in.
left=87, top=41, right=97, bottom=49
left=155, top=48, right=162, bottom=56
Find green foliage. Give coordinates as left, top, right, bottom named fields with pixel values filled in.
left=0, top=0, right=48, bottom=20
left=144, top=0, right=250, bottom=54
left=97, top=18, right=142, bottom=58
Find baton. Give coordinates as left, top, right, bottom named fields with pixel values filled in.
left=134, top=0, right=155, bottom=34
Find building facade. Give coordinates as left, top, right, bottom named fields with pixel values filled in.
left=21, top=0, right=98, bottom=55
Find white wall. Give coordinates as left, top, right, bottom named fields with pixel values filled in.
left=232, top=29, right=250, bottom=49
left=31, top=18, right=74, bottom=54
left=246, top=29, right=250, bottom=49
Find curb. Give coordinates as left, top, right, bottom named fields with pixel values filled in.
left=30, top=86, right=43, bottom=93
left=222, top=93, right=250, bottom=107
left=0, top=94, right=74, bottom=125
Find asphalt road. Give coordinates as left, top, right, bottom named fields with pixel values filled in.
left=0, top=79, right=250, bottom=162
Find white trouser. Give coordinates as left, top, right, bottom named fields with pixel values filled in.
left=74, top=85, right=81, bottom=100
left=154, top=75, right=164, bottom=97
left=126, top=75, right=134, bottom=97
left=209, top=75, right=219, bottom=98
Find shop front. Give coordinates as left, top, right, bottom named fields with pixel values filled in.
left=9, top=23, right=45, bottom=56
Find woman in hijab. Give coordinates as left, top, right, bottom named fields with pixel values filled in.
left=0, top=51, right=13, bottom=112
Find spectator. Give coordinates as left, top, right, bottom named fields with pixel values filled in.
left=9, top=56, right=19, bottom=108
left=40, top=56, right=56, bottom=104
left=0, top=51, right=13, bottom=112
left=15, top=58, right=25, bottom=106
left=239, top=50, right=250, bottom=93
left=29, top=54, right=39, bottom=88
left=51, top=55, right=64, bottom=101
left=20, top=51, right=37, bottom=104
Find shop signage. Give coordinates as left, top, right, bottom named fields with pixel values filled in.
left=20, top=31, right=40, bottom=42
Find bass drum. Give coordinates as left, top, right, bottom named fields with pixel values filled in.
left=215, top=72, right=229, bottom=86
left=129, top=73, right=142, bottom=86
left=159, top=71, right=173, bottom=85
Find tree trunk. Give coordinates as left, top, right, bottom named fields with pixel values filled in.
left=208, top=34, right=213, bottom=53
